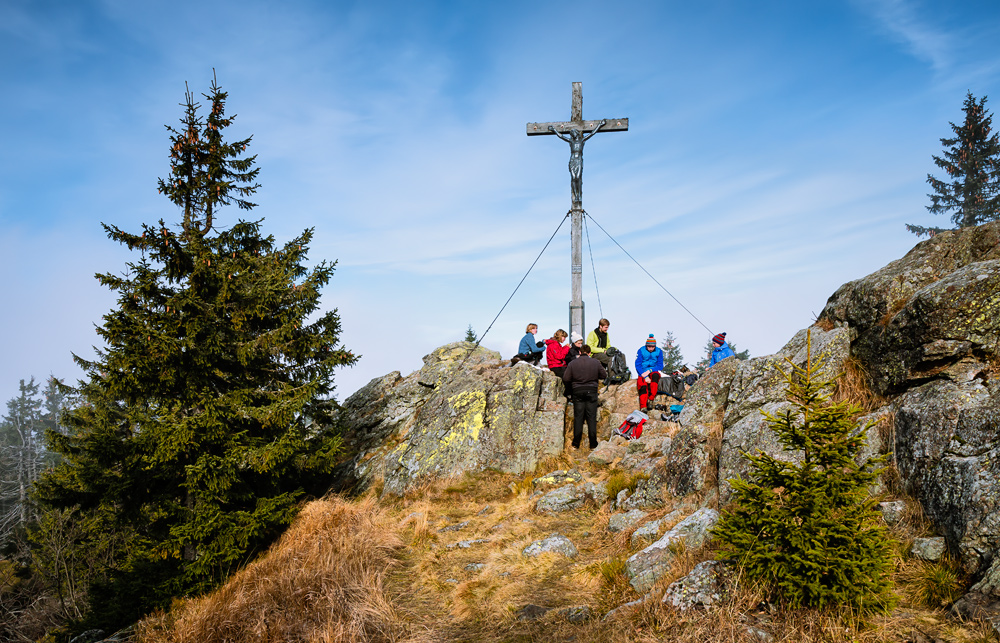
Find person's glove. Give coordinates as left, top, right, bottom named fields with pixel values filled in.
left=536, top=341, right=545, bottom=348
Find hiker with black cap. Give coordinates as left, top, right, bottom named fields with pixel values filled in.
left=562, top=344, right=607, bottom=450
left=635, top=334, right=664, bottom=412
left=709, top=332, right=736, bottom=368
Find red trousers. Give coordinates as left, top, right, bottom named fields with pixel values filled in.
left=637, top=372, right=661, bottom=409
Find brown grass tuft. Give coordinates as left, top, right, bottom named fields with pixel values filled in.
left=605, top=469, right=649, bottom=501
left=878, top=298, right=908, bottom=327
left=137, top=496, right=407, bottom=643
left=813, top=317, right=835, bottom=331
left=833, top=357, right=885, bottom=414
left=897, top=557, right=966, bottom=609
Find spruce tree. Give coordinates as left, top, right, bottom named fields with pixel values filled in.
left=464, top=324, right=477, bottom=342
left=35, top=78, right=357, bottom=629
left=908, top=92, right=1000, bottom=236
left=712, top=335, right=894, bottom=612
left=659, top=331, right=685, bottom=372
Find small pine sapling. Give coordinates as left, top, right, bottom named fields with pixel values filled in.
left=712, top=332, right=895, bottom=612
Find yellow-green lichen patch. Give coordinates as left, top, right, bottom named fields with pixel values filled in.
left=440, top=390, right=487, bottom=446
left=510, top=369, right=540, bottom=396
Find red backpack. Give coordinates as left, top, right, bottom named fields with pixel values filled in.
left=613, top=410, right=647, bottom=440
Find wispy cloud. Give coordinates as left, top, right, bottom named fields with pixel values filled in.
left=856, top=0, right=953, bottom=72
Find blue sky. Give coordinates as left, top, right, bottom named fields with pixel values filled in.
left=2, top=0, right=999, bottom=405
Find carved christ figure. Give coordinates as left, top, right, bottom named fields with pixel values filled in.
left=549, top=119, right=606, bottom=206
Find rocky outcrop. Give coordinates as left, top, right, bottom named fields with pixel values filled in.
left=335, top=342, right=674, bottom=495
left=335, top=342, right=568, bottom=495
left=660, top=325, right=857, bottom=504
left=626, top=508, right=720, bottom=594
left=893, top=378, right=1000, bottom=574
left=337, top=224, right=1000, bottom=627
left=662, top=560, right=734, bottom=611
left=819, top=221, right=1000, bottom=396
left=952, top=558, right=1000, bottom=634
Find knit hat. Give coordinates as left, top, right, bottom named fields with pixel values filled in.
left=570, top=332, right=583, bottom=344
left=712, top=332, right=727, bottom=346
left=645, top=334, right=656, bottom=346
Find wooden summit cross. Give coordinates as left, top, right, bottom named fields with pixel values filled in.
left=527, top=82, right=628, bottom=340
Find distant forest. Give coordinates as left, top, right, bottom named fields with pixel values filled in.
left=0, top=376, right=68, bottom=542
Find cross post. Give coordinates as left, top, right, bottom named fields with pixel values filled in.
left=526, top=82, right=628, bottom=340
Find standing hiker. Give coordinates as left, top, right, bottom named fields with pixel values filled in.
left=562, top=344, right=607, bottom=450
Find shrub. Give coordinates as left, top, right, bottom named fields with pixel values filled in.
left=712, top=332, right=895, bottom=613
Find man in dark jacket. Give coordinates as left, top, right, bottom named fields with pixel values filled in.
left=562, top=344, right=607, bottom=449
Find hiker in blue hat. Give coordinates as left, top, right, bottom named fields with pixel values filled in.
left=634, top=334, right=664, bottom=412
left=709, top=332, right=736, bottom=368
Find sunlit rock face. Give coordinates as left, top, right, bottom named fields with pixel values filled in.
left=335, top=342, right=567, bottom=495
left=819, top=220, right=1000, bottom=396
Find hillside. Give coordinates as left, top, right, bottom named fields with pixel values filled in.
left=134, top=222, right=1000, bottom=643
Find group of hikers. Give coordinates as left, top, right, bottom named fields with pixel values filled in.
left=511, top=320, right=737, bottom=450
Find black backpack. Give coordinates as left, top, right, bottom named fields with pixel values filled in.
left=604, top=347, right=630, bottom=385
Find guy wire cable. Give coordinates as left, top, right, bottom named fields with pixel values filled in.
left=585, top=212, right=715, bottom=335
left=583, top=212, right=604, bottom=319
left=457, top=212, right=570, bottom=370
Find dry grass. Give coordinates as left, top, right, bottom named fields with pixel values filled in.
left=878, top=298, right=909, bottom=327
left=833, top=357, right=885, bottom=414
left=137, top=496, right=408, bottom=643
left=897, top=557, right=966, bottom=610
left=134, top=455, right=1000, bottom=643
left=813, top=317, right=836, bottom=331
left=605, top=469, right=649, bottom=500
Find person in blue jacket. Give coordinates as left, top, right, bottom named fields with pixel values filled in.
left=709, top=332, right=736, bottom=368
left=512, top=323, right=545, bottom=365
left=634, top=334, right=664, bottom=411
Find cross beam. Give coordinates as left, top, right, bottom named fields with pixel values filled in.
left=526, top=84, right=629, bottom=136
left=526, top=82, right=629, bottom=341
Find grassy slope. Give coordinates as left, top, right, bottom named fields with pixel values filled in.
left=135, top=443, right=997, bottom=643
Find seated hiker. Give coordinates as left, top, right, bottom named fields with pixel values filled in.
left=565, top=331, right=585, bottom=365
left=545, top=329, right=570, bottom=378
left=586, top=318, right=612, bottom=367
left=512, top=323, right=545, bottom=365
left=562, top=344, right=607, bottom=450
left=562, top=332, right=587, bottom=397
left=708, top=332, right=736, bottom=368
left=635, top=334, right=664, bottom=412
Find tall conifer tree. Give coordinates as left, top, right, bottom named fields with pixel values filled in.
left=35, top=78, right=357, bottom=629
left=909, top=92, right=1000, bottom=236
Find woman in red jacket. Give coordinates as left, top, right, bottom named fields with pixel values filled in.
left=545, top=329, right=571, bottom=378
